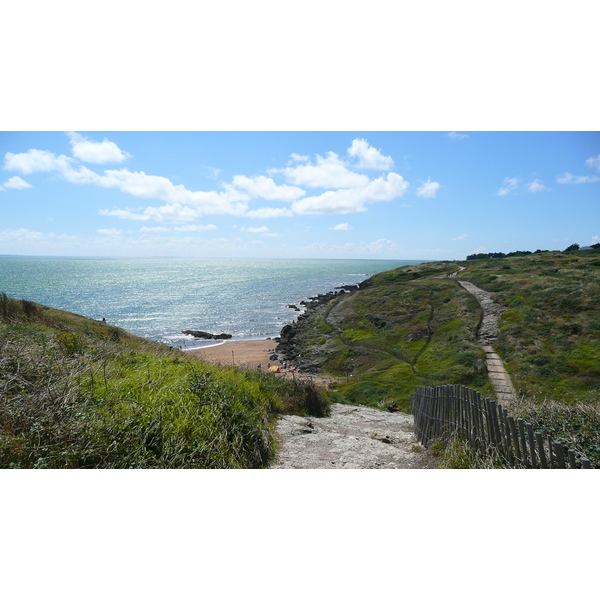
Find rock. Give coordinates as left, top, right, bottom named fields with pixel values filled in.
left=182, top=330, right=232, bottom=340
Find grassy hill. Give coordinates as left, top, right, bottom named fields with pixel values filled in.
left=0, top=294, right=329, bottom=468
left=277, top=249, right=600, bottom=465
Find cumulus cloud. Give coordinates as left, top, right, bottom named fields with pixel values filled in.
left=231, top=174, right=305, bottom=201
left=4, top=149, right=73, bottom=174
left=242, top=226, right=270, bottom=234
left=97, top=228, right=123, bottom=236
left=277, top=151, right=370, bottom=189
left=446, top=132, right=469, bottom=140
left=585, top=153, right=600, bottom=172
left=291, top=173, right=409, bottom=215
left=330, top=222, right=353, bottom=231
left=67, top=132, right=131, bottom=164
left=557, top=172, right=600, bottom=184
left=174, top=224, right=217, bottom=232
left=452, top=233, right=468, bottom=241
left=0, top=228, right=80, bottom=247
left=359, top=238, right=399, bottom=254
left=527, top=179, right=550, bottom=193
left=140, top=226, right=169, bottom=232
left=416, top=177, right=441, bottom=198
left=1, top=176, right=32, bottom=191
left=347, top=138, right=394, bottom=170
left=558, top=152, right=600, bottom=184
left=498, top=176, right=521, bottom=196
left=245, top=207, right=294, bottom=219
left=288, top=153, right=310, bottom=163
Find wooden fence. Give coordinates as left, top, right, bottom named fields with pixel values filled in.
left=411, top=385, right=593, bottom=469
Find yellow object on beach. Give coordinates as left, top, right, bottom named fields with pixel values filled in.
left=268, top=365, right=278, bottom=372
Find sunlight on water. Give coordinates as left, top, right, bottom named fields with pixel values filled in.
left=0, top=256, right=423, bottom=348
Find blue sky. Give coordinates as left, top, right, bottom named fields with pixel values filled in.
left=1, top=131, right=598, bottom=260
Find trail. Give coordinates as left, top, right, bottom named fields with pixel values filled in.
left=271, top=403, right=435, bottom=469
left=453, top=276, right=517, bottom=403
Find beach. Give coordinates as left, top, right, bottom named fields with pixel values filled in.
left=189, top=338, right=337, bottom=387
left=189, top=339, right=280, bottom=370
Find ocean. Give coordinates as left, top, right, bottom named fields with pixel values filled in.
left=0, top=256, right=424, bottom=350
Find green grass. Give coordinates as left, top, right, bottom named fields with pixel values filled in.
left=0, top=295, right=330, bottom=468
left=460, top=250, right=600, bottom=403
left=280, top=264, right=491, bottom=411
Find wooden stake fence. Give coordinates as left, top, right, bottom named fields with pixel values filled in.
left=411, top=385, right=593, bottom=469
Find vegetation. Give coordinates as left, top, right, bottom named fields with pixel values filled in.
left=0, top=294, right=330, bottom=468
left=279, top=248, right=600, bottom=467
left=278, top=261, right=493, bottom=412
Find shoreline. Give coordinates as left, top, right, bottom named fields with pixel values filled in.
left=188, top=339, right=279, bottom=370
left=189, top=338, right=337, bottom=387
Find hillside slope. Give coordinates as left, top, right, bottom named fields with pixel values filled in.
left=277, top=250, right=600, bottom=411
left=0, top=294, right=330, bottom=468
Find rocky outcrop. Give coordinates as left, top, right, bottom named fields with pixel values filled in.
left=182, top=330, right=232, bottom=340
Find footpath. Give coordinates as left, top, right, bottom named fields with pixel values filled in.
left=271, top=268, right=518, bottom=468
left=454, top=278, right=517, bottom=403
left=271, top=403, right=435, bottom=469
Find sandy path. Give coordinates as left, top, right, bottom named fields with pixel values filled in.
left=456, top=280, right=517, bottom=403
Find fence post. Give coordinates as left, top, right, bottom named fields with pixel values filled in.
left=554, top=442, right=567, bottom=469
left=526, top=422, right=538, bottom=468
left=535, top=432, right=548, bottom=469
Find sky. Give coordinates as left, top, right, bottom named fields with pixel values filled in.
left=1, top=131, right=598, bottom=260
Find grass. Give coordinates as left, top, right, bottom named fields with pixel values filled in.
left=459, top=249, right=600, bottom=403
left=279, top=263, right=492, bottom=411
left=279, top=250, right=600, bottom=467
left=0, top=295, right=330, bottom=468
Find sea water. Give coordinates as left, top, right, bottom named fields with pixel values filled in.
left=0, top=256, right=424, bottom=349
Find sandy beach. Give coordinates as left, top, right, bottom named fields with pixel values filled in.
left=189, top=338, right=336, bottom=387
left=189, top=339, right=280, bottom=370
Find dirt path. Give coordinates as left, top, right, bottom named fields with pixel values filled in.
left=455, top=280, right=517, bottom=403
left=271, top=403, right=435, bottom=469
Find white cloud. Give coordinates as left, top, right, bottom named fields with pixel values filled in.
left=97, top=228, right=123, bottom=236
left=452, top=233, right=468, bottom=241
left=0, top=228, right=79, bottom=245
left=330, top=222, right=353, bottom=231
left=498, top=176, right=520, bottom=196
left=140, top=226, right=169, bottom=232
left=557, top=172, right=600, bottom=184
left=174, top=224, right=217, bottom=232
left=446, top=132, right=469, bottom=140
left=263, top=232, right=283, bottom=238
left=231, top=174, right=305, bottom=201
left=592, top=235, right=599, bottom=243
left=242, top=226, right=270, bottom=234
left=245, top=207, right=294, bottom=219
left=358, top=238, right=399, bottom=254
left=4, top=149, right=73, bottom=174
left=557, top=153, right=600, bottom=184
left=277, top=151, right=370, bottom=189
left=291, top=172, right=409, bottom=215
left=288, top=153, right=309, bottom=163
left=527, top=179, right=550, bottom=193
left=585, top=153, right=600, bottom=172
left=92, top=169, right=250, bottom=218
left=1, top=175, right=32, bottom=191
left=347, top=138, right=394, bottom=170
left=416, top=177, right=441, bottom=198
left=67, top=132, right=130, bottom=164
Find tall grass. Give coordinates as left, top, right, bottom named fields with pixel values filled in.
left=0, top=294, right=330, bottom=468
